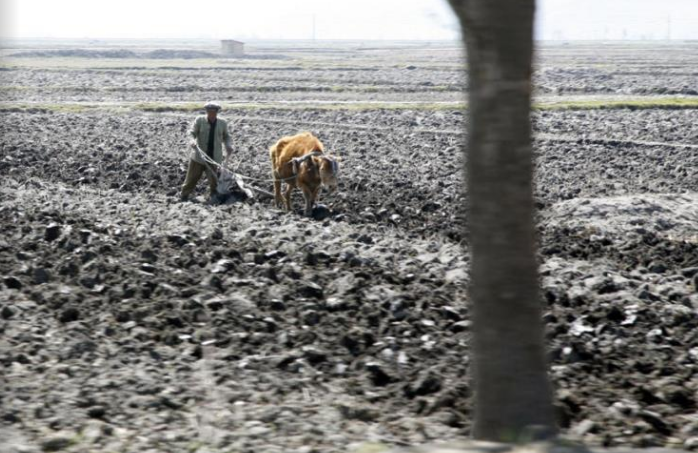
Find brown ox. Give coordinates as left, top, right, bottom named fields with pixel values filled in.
left=269, top=132, right=339, bottom=216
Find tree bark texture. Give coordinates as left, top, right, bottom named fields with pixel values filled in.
left=447, top=0, right=557, bottom=442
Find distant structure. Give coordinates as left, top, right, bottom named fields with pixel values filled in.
left=221, top=40, right=244, bottom=57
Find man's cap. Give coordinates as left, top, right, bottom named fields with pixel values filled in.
left=204, top=102, right=221, bottom=111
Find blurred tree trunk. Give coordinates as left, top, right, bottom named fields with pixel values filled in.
left=446, top=0, right=557, bottom=442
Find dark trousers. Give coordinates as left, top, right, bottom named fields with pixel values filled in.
left=180, top=160, right=217, bottom=199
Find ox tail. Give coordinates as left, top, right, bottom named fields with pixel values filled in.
left=270, top=138, right=291, bottom=162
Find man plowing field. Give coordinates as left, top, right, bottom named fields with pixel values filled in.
left=180, top=102, right=234, bottom=202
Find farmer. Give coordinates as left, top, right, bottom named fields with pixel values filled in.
left=180, top=102, right=234, bottom=202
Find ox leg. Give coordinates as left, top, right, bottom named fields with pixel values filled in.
left=283, top=184, right=294, bottom=212
left=301, top=187, right=314, bottom=216
left=273, top=178, right=283, bottom=208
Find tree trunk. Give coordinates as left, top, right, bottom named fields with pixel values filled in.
left=446, top=0, right=557, bottom=442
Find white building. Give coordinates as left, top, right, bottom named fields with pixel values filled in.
left=221, top=40, right=244, bottom=57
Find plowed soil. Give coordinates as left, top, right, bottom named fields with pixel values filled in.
left=1, top=41, right=698, bottom=453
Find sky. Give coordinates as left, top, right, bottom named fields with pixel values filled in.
left=1, top=0, right=697, bottom=41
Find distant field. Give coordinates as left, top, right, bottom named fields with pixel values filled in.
left=2, top=40, right=697, bottom=106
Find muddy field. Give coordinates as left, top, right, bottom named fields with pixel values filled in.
left=1, top=41, right=698, bottom=453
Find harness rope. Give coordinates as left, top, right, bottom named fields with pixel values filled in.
left=189, top=145, right=337, bottom=185
left=190, top=145, right=297, bottom=183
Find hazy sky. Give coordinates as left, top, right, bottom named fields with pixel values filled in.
left=1, top=0, right=697, bottom=41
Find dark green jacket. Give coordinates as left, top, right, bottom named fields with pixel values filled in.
left=189, top=116, right=233, bottom=164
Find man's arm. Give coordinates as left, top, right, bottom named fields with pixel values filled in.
left=189, top=117, right=201, bottom=149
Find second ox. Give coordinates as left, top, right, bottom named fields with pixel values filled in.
left=269, top=132, right=339, bottom=216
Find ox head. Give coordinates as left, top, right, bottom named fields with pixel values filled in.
left=315, top=155, right=339, bottom=194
